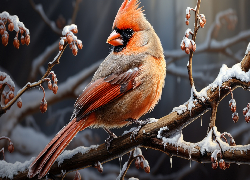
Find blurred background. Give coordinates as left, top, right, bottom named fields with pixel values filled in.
left=1, top=0, right=250, bottom=179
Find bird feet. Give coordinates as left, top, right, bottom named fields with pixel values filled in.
left=104, top=128, right=117, bottom=152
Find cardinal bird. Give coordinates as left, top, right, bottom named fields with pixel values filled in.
left=28, top=0, right=166, bottom=178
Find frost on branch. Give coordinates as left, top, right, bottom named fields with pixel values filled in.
left=117, top=147, right=150, bottom=180
left=0, top=11, right=30, bottom=48
left=59, top=24, right=82, bottom=56
left=181, top=4, right=206, bottom=55
left=173, top=58, right=250, bottom=116
left=0, top=23, right=83, bottom=117
left=94, top=161, right=103, bottom=173
left=0, top=71, right=19, bottom=110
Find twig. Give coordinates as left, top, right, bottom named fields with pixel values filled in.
left=29, top=0, right=62, bottom=35
left=4, top=51, right=250, bottom=179
left=29, top=41, right=58, bottom=82
left=118, top=151, right=135, bottom=180
left=71, top=0, right=82, bottom=24
left=0, top=43, right=68, bottom=117
left=165, top=9, right=247, bottom=63
left=187, top=0, right=201, bottom=88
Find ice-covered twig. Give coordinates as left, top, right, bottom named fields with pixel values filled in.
left=0, top=60, right=99, bottom=138
left=0, top=24, right=82, bottom=117
left=29, top=0, right=82, bottom=81
left=165, top=9, right=243, bottom=63
left=184, top=0, right=202, bottom=89
left=0, top=11, right=30, bottom=48
left=117, top=147, right=150, bottom=180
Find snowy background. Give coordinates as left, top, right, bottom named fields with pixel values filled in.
left=1, top=0, right=250, bottom=179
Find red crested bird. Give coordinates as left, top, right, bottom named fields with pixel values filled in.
left=28, top=0, right=166, bottom=178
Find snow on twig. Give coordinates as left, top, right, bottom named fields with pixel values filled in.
left=173, top=61, right=250, bottom=115
left=0, top=12, right=29, bottom=34
left=164, top=9, right=246, bottom=62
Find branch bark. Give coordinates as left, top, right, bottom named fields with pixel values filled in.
left=3, top=51, right=250, bottom=180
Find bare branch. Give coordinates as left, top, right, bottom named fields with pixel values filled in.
left=29, top=41, right=58, bottom=82
left=29, top=0, right=62, bottom=35
left=71, top=0, right=82, bottom=24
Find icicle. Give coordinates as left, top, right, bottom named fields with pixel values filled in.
left=119, top=156, right=122, bottom=171
left=189, top=151, right=192, bottom=168
left=219, top=84, right=221, bottom=99
left=170, top=156, right=173, bottom=168
left=201, top=116, right=202, bottom=126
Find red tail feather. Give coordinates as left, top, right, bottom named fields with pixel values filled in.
left=28, top=117, right=94, bottom=179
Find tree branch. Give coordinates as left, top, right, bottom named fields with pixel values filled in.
left=165, top=9, right=245, bottom=63
left=2, top=47, right=250, bottom=179
left=29, top=0, right=62, bottom=35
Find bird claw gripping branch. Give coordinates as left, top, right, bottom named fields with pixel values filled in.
left=104, top=128, right=117, bottom=151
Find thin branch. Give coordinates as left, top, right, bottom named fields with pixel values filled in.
left=118, top=151, right=135, bottom=180
left=4, top=50, right=250, bottom=179
left=71, top=0, right=82, bottom=24
left=29, top=0, right=62, bottom=35
left=164, top=9, right=248, bottom=63
left=187, top=0, right=201, bottom=88
left=0, top=43, right=68, bottom=117
left=29, top=41, right=58, bottom=82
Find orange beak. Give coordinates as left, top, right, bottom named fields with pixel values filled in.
left=106, top=30, right=124, bottom=46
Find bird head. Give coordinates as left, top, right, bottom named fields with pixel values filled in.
left=107, top=0, right=154, bottom=54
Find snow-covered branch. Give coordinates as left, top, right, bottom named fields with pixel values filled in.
left=3, top=44, right=250, bottom=179
left=164, top=9, right=244, bottom=63
left=0, top=24, right=84, bottom=140
left=0, top=60, right=100, bottom=139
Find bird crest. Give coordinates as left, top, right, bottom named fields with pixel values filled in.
left=113, top=0, right=144, bottom=31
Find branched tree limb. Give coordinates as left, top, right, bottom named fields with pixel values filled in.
left=165, top=9, right=243, bottom=64
left=29, top=0, right=62, bottom=35
left=0, top=43, right=68, bottom=117
left=3, top=48, right=250, bottom=180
